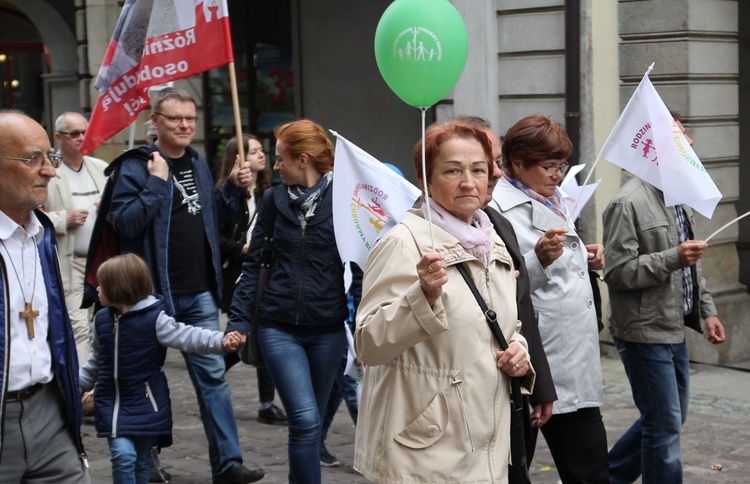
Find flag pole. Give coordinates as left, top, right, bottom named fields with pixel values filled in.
left=420, top=107, right=435, bottom=249
left=704, top=210, right=750, bottom=243
left=227, top=61, right=246, bottom=162
left=565, top=61, right=656, bottom=228
left=127, top=121, right=136, bottom=150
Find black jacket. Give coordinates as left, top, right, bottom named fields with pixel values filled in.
left=227, top=184, right=349, bottom=332
left=218, top=190, right=258, bottom=313
left=485, top=207, right=557, bottom=406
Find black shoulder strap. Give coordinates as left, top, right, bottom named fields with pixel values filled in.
left=456, top=262, right=530, bottom=481
left=455, top=263, right=508, bottom=350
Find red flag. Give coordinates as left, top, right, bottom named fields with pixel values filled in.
left=81, top=0, right=234, bottom=155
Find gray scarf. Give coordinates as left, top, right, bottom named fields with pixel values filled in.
left=287, top=171, right=333, bottom=227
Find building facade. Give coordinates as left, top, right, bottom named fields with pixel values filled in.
left=1, top=0, right=748, bottom=364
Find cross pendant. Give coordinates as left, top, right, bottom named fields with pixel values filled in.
left=20, top=302, right=38, bottom=339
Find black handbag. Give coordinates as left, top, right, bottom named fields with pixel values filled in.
left=239, top=194, right=278, bottom=367
left=456, top=264, right=531, bottom=484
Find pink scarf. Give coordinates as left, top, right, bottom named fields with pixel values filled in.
left=424, top=198, right=494, bottom=266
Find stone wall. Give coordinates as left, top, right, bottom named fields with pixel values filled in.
left=618, top=0, right=750, bottom=366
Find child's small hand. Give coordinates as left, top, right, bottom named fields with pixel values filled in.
left=222, top=331, right=246, bottom=352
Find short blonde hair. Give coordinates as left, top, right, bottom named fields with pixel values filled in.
left=97, top=254, right=154, bottom=306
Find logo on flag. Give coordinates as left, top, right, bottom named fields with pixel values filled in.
left=81, top=0, right=234, bottom=154
left=627, top=122, right=658, bottom=165
left=332, top=133, right=421, bottom=269
left=598, top=68, right=721, bottom=218
left=350, top=183, right=393, bottom=247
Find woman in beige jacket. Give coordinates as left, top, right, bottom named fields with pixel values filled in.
left=355, top=120, right=535, bottom=483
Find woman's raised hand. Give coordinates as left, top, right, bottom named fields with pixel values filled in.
left=535, top=227, right=568, bottom=269
left=418, top=252, right=447, bottom=306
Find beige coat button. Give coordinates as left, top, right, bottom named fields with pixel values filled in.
left=426, top=425, right=440, bottom=437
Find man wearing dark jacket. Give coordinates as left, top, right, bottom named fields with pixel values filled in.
left=0, top=111, right=89, bottom=482
left=103, top=88, right=263, bottom=484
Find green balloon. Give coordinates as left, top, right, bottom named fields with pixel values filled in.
left=374, top=0, right=469, bottom=108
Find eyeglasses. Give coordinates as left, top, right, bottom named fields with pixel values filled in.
left=0, top=152, right=62, bottom=169
left=154, top=112, right=198, bottom=125
left=58, top=130, right=86, bottom=138
left=539, top=162, right=569, bottom=176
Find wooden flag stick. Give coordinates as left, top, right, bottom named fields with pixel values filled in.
left=227, top=61, right=246, bottom=162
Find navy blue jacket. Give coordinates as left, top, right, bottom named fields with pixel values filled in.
left=228, top=185, right=349, bottom=332
left=108, top=144, right=243, bottom=315
left=0, top=211, right=85, bottom=458
left=87, top=296, right=172, bottom=447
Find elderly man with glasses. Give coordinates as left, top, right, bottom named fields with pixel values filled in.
left=45, top=112, right=109, bottom=371
left=0, top=110, right=91, bottom=482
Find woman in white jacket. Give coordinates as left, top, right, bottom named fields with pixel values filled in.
left=492, top=114, right=608, bottom=483
left=355, top=119, right=534, bottom=483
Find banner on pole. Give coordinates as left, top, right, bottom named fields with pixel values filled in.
left=332, top=133, right=421, bottom=269
left=81, top=0, right=234, bottom=154
left=598, top=69, right=722, bottom=218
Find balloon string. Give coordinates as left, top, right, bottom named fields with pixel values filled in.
left=420, top=107, right=435, bottom=250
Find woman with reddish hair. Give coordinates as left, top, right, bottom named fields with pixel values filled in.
left=355, top=119, right=534, bottom=482
left=227, top=119, right=358, bottom=483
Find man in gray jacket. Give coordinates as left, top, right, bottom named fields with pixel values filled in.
left=602, top=116, right=725, bottom=484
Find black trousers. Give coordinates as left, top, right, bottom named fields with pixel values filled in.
left=540, top=406, right=610, bottom=484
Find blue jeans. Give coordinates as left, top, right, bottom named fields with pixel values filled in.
left=108, top=436, right=156, bottom=484
left=259, top=325, right=346, bottom=484
left=609, top=337, right=689, bottom=484
left=173, top=291, right=242, bottom=477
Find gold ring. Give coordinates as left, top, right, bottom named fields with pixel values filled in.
left=427, top=265, right=435, bottom=274
left=515, top=363, right=520, bottom=370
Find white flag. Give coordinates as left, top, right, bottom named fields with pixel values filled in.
left=332, top=133, right=421, bottom=268
left=560, top=164, right=600, bottom=222
left=598, top=70, right=721, bottom=218
left=343, top=322, right=363, bottom=405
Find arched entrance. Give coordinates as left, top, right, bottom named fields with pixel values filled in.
left=2, top=0, right=78, bottom=132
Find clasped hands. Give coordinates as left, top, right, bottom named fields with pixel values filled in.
left=222, top=331, right=246, bottom=352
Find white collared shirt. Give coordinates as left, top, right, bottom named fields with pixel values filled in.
left=0, top=210, right=54, bottom=391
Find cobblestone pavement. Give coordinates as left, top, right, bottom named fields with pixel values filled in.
left=83, top=345, right=750, bottom=483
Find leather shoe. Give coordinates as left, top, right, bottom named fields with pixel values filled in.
left=213, top=463, right=265, bottom=484
left=257, top=404, right=288, bottom=426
